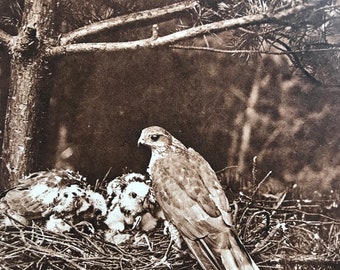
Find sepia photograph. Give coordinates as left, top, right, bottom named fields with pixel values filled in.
left=0, top=1, right=339, bottom=269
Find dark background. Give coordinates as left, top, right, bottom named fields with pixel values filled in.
left=8, top=46, right=333, bottom=197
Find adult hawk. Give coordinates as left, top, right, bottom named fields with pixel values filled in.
left=138, top=126, right=259, bottom=270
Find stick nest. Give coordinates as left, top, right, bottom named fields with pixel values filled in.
left=1, top=168, right=339, bottom=270
left=0, top=222, right=198, bottom=270
left=1, top=196, right=339, bottom=270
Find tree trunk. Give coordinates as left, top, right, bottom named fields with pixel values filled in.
left=0, top=0, right=56, bottom=191
left=1, top=58, right=44, bottom=190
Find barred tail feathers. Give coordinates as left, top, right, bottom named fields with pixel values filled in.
left=184, top=229, right=259, bottom=270
left=184, top=237, right=223, bottom=270
left=215, top=229, right=259, bottom=270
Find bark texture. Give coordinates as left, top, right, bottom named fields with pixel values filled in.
left=0, top=0, right=56, bottom=190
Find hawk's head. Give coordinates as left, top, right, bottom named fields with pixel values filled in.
left=138, top=126, right=172, bottom=150
left=119, top=181, right=151, bottom=216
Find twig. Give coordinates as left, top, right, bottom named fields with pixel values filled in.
left=252, top=223, right=283, bottom=254
left=215, top=165, right=238, bottom=174
left=94, top=167, right=112, bottom=192
left=0, top=28, right=13, bottom=48
left=252, top=156, right=257, bottom=189
left=251, top=170, right=272, bottom=198
left=171, top=45, right=340, bottom=59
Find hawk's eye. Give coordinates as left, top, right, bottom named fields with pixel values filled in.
left=95, top=209, right=102, bottom=216
left=130, top=192, right=137, bottom=198
left=150, top=134, right=161, bottom=141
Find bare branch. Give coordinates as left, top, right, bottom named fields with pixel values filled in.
left=0, top=28, right=13, bottom=49
left=171, top=45, right=340, bottom=55
left=48, top=0, right=328, bottom=56
left=60, top=0, right=199, bottom=45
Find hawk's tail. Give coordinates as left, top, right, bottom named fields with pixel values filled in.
left=185, top=229, right=259, bottom=270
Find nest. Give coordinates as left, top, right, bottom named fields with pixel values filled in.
left=234, top=196, right=340, bottom=269
left=1, top=164, right=339, bottom=270
left=0, top=222, right=198, bottom=270
left=1, top=195, right=339, bottom=270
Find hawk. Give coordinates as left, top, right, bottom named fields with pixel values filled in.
left=104, top=173, right=153, bottom=243
left=0, top=169, right=107, bottom=233
left=138, top=126, right=259, bottom=270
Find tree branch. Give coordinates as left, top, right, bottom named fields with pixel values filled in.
left=170, top=45, right=340, bottom=54
left=265, top=35, right=322, bottom=85
left=48, top=0, right=328, bottom=56
left=0, top=28, right=13, bottom=49
left=59, top=0, right=199, bottom=45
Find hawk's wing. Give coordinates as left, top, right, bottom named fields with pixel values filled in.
left=188, top=147, right=233, bottom=225
left=4, top=180, right=59, bottom=219
left=150, top=152, right=229, bottom=240
left=2, top=170, right=86, bottom=220
left=151, top=152, right=258, bottom=270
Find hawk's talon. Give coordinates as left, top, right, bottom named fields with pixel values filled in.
left=134, top=232, right=153, bottom=251
left=154, top=255, right=173, bottom=269
left=132, top=215, right=142, bottom=230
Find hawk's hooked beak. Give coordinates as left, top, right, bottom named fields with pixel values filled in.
left=137, top=136, right=144, bottom=147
